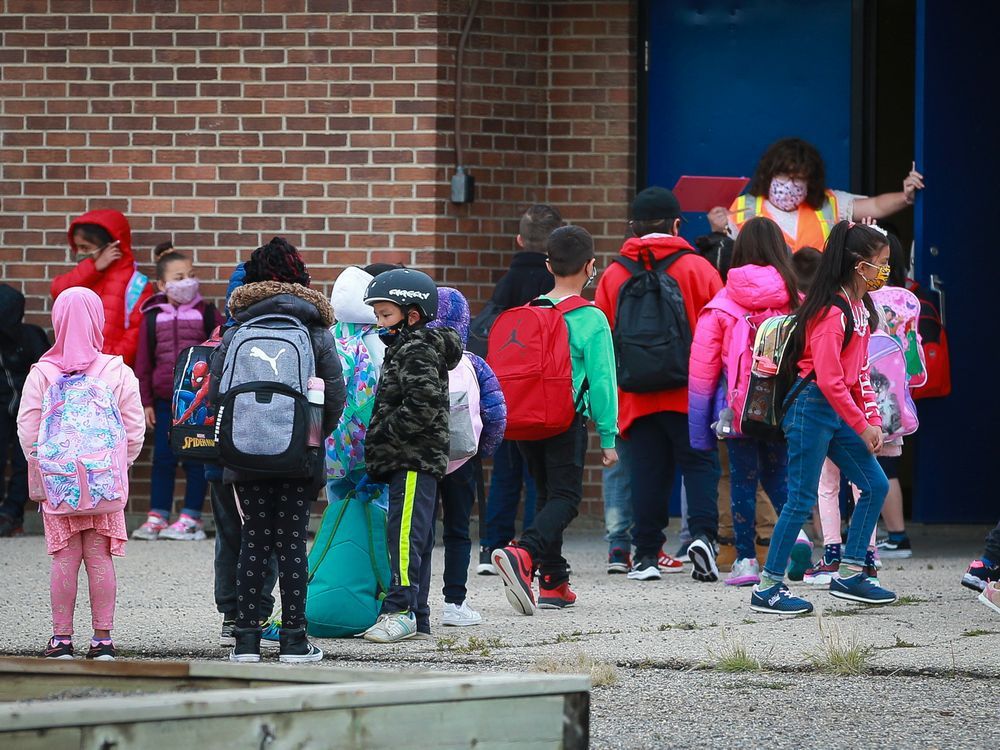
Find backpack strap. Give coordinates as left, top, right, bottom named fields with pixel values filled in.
left=145, top=309, right=157, bottom=357
left=614, top=249, right=695, bottom=275
left=830, top=296, right=855, bottom=350
left=202, top=302, right=217, bottom=340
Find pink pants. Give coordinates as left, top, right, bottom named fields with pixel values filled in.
left=817, top=459, right=876, bottom=549
left=50, top=529, right=117, bottom=635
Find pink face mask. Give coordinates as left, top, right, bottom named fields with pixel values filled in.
left=165, top=277, right=199, bottom=305
left=768, top=176, right=808, bottom=212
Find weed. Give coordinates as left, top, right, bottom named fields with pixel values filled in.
left=823, top=608, right=860, bottom=618
left=879, top=634, right=917, bottom=649
left=807, top=615, right=874, bottom=676
left=555, top=631, right=584, bottom=643
left=927, top=564, right=935, bottom=570
left=449, top=636, right=510, bottom=656
left=962, top=628, right=998, bottom=637
left=891, top=595, right=929, bottom=606
left=534, top=651, right=618, bottom=687
left=659, top=621, right=700, bottom=631
left=707, top=629, right=765, bottom=673
left=436, top=635, right=459, bottom=652
left=741, top=618, right=757, bottom=625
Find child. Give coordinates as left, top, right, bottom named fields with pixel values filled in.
left=492, top=225, right=619, bottom=614
left=360, top=269, right=463, bottom=642
left=53, top=210, right=154, bottom=368
left=688, top=216, right=799, bottom=587
left=0, top=284, right=50, bottom=538
left=428, top=287, right=506, bottom=626
left=750, top=221, right=896, bottom=614
left=963, top=520, right=1000, bottom=594
left=132, top=244, right=221, bottom=542
left=595, top=187, right=722, bottom=583
left=211, top=238, right=345, bottom=663
left=791, top=247, right=823, bottom=293
left=17, top=287, right=145, bottom=659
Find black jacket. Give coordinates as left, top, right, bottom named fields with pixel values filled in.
left=365, top=324, right=463, bottom=482
left=491, top=251, right=555, bottom=310
left=694, top=232, right=734, bottom=283
left=0, top=285, right=50, bottom=417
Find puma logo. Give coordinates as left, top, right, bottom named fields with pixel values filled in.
left=250, top=346, right=285, bottom=376
left=499, top=327, right=526, bottom=352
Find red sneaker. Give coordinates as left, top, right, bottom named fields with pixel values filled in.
left=491, top=545, right=536, bottom=616
left=538, top=579, right=577, bottom=609
left=657, top=548, right=685, bottom=574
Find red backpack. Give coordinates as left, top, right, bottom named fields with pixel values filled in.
left=487, top=296, right=589, bottom=441
left=907, top=280, right=952, bottom=399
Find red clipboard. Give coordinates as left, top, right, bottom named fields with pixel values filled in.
left=672, top=176, right=750, bottom=213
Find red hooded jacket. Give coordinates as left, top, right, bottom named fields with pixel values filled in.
left=52, top=209, right=154, bottom=368
left=595, top=234, right=723, bottom=436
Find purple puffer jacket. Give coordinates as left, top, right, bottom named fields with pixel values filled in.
left=688, top=264, right=794, bottom=450
left=429, top=287, right=507, bottom=458
left=134, top=293, right=220, bottom=406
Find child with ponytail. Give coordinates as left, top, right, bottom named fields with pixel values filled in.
left=750, top=221, right=897, bottom=614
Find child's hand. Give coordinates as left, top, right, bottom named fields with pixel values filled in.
left=601, top=447, right=619, bottom=467
left=93, top=241, right=122, bottom=271
left=144, top=406, right=156, bottom=431
left=860, top=425, right=882, bottom=454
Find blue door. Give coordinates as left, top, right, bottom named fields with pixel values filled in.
left=642, top=0, right=855, bottom=240
left=911, top=0, right=999, bottom=522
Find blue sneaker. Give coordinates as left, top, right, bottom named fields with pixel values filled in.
left=829, top=572, right=897, bottom=604
left=750, top=583, right=814, bottom=615
left=261, top=617, right=281, bottom=650
left=787, top=538, right=814, bottom=581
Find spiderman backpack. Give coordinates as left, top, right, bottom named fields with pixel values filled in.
left=169, top=327, right=222, bottom=461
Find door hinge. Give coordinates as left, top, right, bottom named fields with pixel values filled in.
left=644, top=39, right=649, bottom=72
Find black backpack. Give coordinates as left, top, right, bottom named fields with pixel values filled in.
left=612, top=251, right=694, bottom=393
left=467, top=299, right=503, bottom=358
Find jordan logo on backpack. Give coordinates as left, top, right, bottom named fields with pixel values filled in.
left=499, top=327, right=527, bottom=352
left=250, top=346, right=285, bottom=376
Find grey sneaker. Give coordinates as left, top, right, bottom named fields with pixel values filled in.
left=362, top=612, right=417, bottom=643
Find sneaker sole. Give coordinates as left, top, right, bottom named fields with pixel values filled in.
left=877, top=549, right=912, bottom=559
left=749, top=603, right=814, bottom=615
left=787, top=542, right=813, bottom=581
left=441, top=619, right=482, bottom=627
left=44, top=654, right=75, bottom=660
left=476, top=564, right=498, bottom=576
left=658, top=565, right=685, bottom=574
left=88, top=654, right=115, bottom=662
left=279, top=651, right=324, bottom=663
left=130, top=531, right=161, bottom=541
left=229, top=653, right=261, bottom=663
left=607, top=564, right=629, bottom=574
left=688, top=540, right=719, bottom=583
left=962, top=574, right=988, bottom=593
left=362, top=631, right=416, bottom=643
left=725, top=575, right=760, bottom=587
left=828, top=589, right=897, bottom=605
left=538, top=600, right=575, bottom=610
left=491, top=550, right=535, bottom=616
left=626, top=568, right=661, bottom=581
left=161, top=532, right=208, bottom=541
left=978, top=593, right=1000, bottom=615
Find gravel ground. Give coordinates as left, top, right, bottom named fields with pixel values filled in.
left=2, top=522, right=999, bottom=748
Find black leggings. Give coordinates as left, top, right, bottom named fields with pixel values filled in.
left=234, top=479, right=311, bottom=630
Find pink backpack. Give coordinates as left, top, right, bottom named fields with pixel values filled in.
left=867, top=331, right=919, bottom=440
left=702, top=297, right=779, bottom=436
left=870, top=286, right=926, bottom=387
left=27, top=359, right=129, bottom=515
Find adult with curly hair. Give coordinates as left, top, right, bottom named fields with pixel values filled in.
left=724, top=137, right=925, bottom=252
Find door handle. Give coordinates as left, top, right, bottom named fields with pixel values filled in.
left=929, top=273, right=946, bottom=327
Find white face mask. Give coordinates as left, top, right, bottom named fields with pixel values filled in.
left=768, top=176, right=808, bottom=211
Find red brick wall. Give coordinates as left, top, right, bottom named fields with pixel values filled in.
left=0, top=0, right=635, bottom=517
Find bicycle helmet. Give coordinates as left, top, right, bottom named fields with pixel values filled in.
left=363, top=268, right=438, bottom=321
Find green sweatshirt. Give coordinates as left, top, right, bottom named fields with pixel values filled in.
left=538, top=294, right=619, bottom=449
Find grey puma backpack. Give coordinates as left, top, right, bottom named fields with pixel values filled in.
left=215, top=313, right=316, bottom=477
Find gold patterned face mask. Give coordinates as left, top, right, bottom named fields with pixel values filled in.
left=858, top=261, right=890, bottom=291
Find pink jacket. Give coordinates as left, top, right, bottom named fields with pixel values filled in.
left=17, top=354, right=146, bottom=470
left=688, top=264, right=795, bottom=450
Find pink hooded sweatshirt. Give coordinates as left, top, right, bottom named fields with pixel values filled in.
left=17, top=287, right=146, bottom=480
left=687, top=264, right=795, bottom=450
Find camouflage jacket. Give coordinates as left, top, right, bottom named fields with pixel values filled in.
left=365, top=324, right=463, bottom=482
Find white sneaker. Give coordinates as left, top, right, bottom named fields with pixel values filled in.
left=362, top=612, right=417, bottom=643
left=725, top=558, right=761, bottom=587
left=160, top=514, right=207, bottom=541
left=131, top=514, right=168, bottom=540
left=442, top=601, right=483, bottom=627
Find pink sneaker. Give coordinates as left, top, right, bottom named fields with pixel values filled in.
left=979, top=581, right=1000, bottom=616
left=160, top=513, right=207, bottom=541
left=131, top=513, right=168, bottom=540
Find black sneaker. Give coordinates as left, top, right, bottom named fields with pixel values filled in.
left=220, top=618, right=237, bottom=647
left=477, top=547, right=497, bottom=575
left=0, top=514, right=24, bottom=537
left=626, top=556, right=661, bottom=581
left=42, top=637, right=74, bottom=659
left=86, top=640, right=117, bottom=661
left=876, top=536, right=913, bottom=559
left=962, top=558, right=1000, bottom=592
left=278, top=626, right=324, bottom=664
left=230, top=626, right=262, bottom=663
left=688, top=537, right=720, bottom=583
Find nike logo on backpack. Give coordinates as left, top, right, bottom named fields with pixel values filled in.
left=250, top=346, right=286, bottom=376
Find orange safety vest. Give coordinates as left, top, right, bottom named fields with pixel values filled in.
left=730, top=190, right=840, bottom=252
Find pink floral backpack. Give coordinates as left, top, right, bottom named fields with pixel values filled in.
left=27, top=359, right=129, bottom=515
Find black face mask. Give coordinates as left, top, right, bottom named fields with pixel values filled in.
left=377, top=323, right=405, bottom=346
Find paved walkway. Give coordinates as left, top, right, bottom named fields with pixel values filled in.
left=2, top=523, right=998, bottom=748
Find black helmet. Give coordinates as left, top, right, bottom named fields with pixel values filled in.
left=363, top=268, right=438, bottom=321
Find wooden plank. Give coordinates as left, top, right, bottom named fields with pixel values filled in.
left=0, top=727, right=81, bottom=750
left=3, top=674, right=589, bottom=733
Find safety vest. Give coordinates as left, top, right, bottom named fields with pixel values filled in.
left=730, top=190, right=840, bottom=252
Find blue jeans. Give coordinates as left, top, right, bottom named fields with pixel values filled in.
left=764, top=382, right=888, bottom=579
left=150, top=399, right=208, bottom=518
left=481, top=439, right=536, bottom=550
left=603, top=436, right=632, bottom=552
left=726, top=438, right=788, bottom=560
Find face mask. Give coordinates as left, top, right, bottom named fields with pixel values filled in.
left=768, top=176, right=808, bottom=212
left=858, top=261, right=890, bottom=292
left=165, top=277, right=199, bottom=305
left=377, top=324, right=402, bottom=346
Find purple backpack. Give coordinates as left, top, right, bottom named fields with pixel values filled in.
left=867, top=331, right=919, bottom=441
